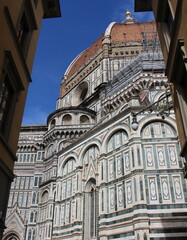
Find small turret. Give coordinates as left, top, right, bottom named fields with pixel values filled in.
left=122, top=11, right=137, bottom=24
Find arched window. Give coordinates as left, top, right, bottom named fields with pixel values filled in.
left=32, top=192, right=36, bottom=204
left=49, top=205, right=53, bottom=217
left=141, top=121, right=179, bottom=169
left=80, top=115, right=89, bottom=124
left=41, top=191, right=49, bottom=203
left=50, top=119, right=56, bottom=129
left=62, top=114, right=72, bottom=125
left=30, top=212, right=34, bottom=222
left=32, top=230, right=35, bottom=240
left=80, top=87, right=88, bottom=101
left=140, top=177, right=144, bottom=200
left=83, top=145, right=100, bottom=165
left=101, top=190, right=104, bottom=211
left=90, top=188, right=97, bottom=238
left=34, top=212, right=37, bottom=222
left=29, top=211, right=37, bottom=223
left=27, top=229, right=32, bottom=240
left=30, top=154, right=34, bottom=162
left=58, top=141, right=64, bottom=151
left=107, top=130, right=128, bottom=152
left=142, top=121, right=176, bottom=139
left=36, top=192, right=39, bottom=204
left=47, top=144, right=54, bottom=158
left=72, top=81, right=88, bottom=106
left=144, top=233, right=147, bottom=240
left=6, top=234, right=19, bottom=240
left=62, top=158, right=76, bottom=176
left=137, top=233, right=140, bottom=240
left=83, top=179, right=98, bottom=240
left=48, top=225, right=51, bottom=238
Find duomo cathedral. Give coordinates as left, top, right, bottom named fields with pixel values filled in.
left=3, top=12, right=187, bottom=240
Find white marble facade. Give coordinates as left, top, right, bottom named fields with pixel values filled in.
left=3, top=15, right=187, bottom=240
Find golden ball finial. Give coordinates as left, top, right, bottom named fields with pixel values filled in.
left=126, top=11, right=131, bottom=17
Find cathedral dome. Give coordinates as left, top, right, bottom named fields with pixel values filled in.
left=109, top=21, right=154, bottom=43
left=63, top=15, right=154, bottom=81
left=59, top=13, right=155, bottom=102
left=64, top=34, right=104, bottom=80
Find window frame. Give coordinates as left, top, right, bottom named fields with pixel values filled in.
left=16, top=0, right=37, bottom=56
left=164, top=1, right=174, bottom=36
left=0, top=75, right=14, bottom=134
left=156, top=0, right=174, bottom=50
left=0, top=51, right=24, bottom=139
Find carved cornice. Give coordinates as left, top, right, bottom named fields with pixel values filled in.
left=102, top=51, right=166, bottom=114
left=43, top=126, right=92, bottom=145
left=47, top=106, right=96, bottom=124
left=102, top=77, right=167, bottom=115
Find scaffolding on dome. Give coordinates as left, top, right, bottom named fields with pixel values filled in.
left=141, top=25, right=161, bottom=53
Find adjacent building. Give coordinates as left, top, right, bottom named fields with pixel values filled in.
left=0, top=0, right=61, bottom=238
left=135, top=0, right=187, bottom=176
left=4, top=13, right=187, bottom=240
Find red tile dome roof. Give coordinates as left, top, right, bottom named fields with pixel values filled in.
left=110, top=21, right=155, bottom=43
left=65, top=20, right=155, bottom=79
left=65, top=34, right=104, bottom=79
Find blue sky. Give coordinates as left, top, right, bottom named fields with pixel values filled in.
left=22, top=0, right=153, bottom=125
